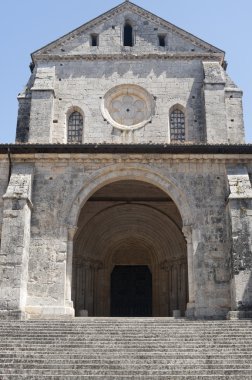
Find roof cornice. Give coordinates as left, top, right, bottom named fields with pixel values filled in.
left=1, top=144, right=252, bottom=156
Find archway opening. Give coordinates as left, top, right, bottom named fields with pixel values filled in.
left=72, top=180, right=188, bottom=317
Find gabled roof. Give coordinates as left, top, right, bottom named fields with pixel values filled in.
left=32, top=0, right=224, bottom=60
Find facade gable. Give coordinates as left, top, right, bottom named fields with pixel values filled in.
left=32, top=1, right=224, bottom=61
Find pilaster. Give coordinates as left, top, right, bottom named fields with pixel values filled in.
left=203, top=61, right=227, bottom=143
left=226, top=165, right=252, bottom=317
left=0, top=164, right=34, bottom=319
left=29, top=66, right=55, bottom=143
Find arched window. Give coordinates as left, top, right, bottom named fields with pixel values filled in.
left=67, top=111, right=83, bottom=143
left=124, top=22, right=133, bottom=47
left=170, top=109, right=185, bottom=142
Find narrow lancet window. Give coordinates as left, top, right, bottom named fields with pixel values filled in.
left=68, top=111, right=83, bottom=143
left=170, top=109, right=185, bottom=142
left=91, top=34, right=99, bottom=47
left=158, top=34, right=166, bottom=47
left=124, top=22, right=133, bottom=46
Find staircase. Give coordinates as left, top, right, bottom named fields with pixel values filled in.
left=0, top=318, right=251, bottom=379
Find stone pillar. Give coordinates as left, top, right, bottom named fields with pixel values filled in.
left=0, top=164, right=33, bottom=320
left=161, top=258, right=187, bottom=317
left=227, top=165, right=252, bottom=319
left=203, top=62, right=227, bottom=143
left=225, top=88, right=245, bottom=144
left=92, top=261, right=102, bottom=316
left=183, top=225, right=195, bottom=317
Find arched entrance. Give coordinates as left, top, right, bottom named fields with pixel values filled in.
left=71, top=180, right=188, bottom=317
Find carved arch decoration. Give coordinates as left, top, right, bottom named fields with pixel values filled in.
left=66, top=164, right=193, bottom=228
left=65, top=165, right=195, bottom=316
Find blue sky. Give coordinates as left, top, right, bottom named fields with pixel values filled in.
left=0, top=0, right=251, bottom=143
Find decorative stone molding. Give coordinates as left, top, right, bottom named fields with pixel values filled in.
left=203, top=61, right=226, bottom=85
left=3, top=165, right=34, bottom=209
left=74, top=258, right=103, bottom=270
left=182, top=225, right=193, bottom=243
left=226, top=166, right=252, bottom=199
left=101, top=84, right=155, bottom=131
left=33, top=53, right=224, bottom=64
left=67, top=226, right=78, bottom=241
left=160, top=258, right=187, bottom=271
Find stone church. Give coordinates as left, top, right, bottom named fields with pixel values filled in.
left=0, top=0, right=251, bottom=321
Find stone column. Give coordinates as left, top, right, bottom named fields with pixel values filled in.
left=92, top=261, right=102, bottom=316
left=0, top=164, right=33, bottom=320
left=227, top=165, right=252, bottom=319
left=183, top=225, right=195, bottom=317
left=66, top=227, right=78, bottom=308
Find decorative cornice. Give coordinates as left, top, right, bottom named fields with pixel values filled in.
left=32, top=52, right=224, bottom=64
left=32, top=1, right=224, bottom=61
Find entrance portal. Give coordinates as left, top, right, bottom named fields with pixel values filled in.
left=72, top=180, right=188, bottom=317
left=111, top=266, right=152, bottom=317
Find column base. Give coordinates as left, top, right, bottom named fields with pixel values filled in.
left=185, top=302, right=195, bottom=318
left=25, top=306, right=75, bottom=320
left=0, top=310, right=27, bottom=320
left=194, top=306, right=228, bottom=320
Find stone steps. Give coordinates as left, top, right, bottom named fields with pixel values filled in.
left=1, top=363, right=252, bottom=369
left=1, top=356, right=252, bottom=368
left=1, top=353, right=252, bottom=359
left=0, top=378, right=252, bottom=380
left=2, top=369, right=252, bottom=376
left=0, top=319, right=251, bottom=379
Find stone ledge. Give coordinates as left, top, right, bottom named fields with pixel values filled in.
left=227, top=311, right=252, bottom=320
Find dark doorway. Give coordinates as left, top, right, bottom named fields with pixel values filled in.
left=111, top=265, right=152, bottom=317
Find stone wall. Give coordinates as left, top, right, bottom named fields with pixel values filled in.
left=13, top=154, right=230, bottom=319
left=24, top=59, right=204, bottom=144
left=15, top=4, right=245, bottom=145
left=1, top=153, right=252, bottom=319
left=38, top=10, right=207, bottom=56
left=0, top=159, right=9, bottom=242
left=18, top=57, right=244, bottom=145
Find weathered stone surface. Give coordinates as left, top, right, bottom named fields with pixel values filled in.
left=0, top=2, right=251, bottom=320
left=15, top=3, right=243, bottom=145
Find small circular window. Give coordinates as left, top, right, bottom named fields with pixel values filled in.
left=101, top=84, right=155, bottom=131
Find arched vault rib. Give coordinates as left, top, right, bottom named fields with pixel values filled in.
left=71, top=179, right=189, bottom=317
left=74, top=203, right=186, bottom=265
left=67, top=166, right=193, bottom=228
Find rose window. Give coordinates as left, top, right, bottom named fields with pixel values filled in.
left=111, top=95, right=147, bottom=126
left=101, top=84, right=155, bottom=131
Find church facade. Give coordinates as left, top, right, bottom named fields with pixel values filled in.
left=0, top=1, right=252, bottom=320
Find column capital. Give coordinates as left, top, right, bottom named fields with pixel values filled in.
left=67, top=226, right=78, bottom=241
left=182, top=225, right=192, bottom=243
